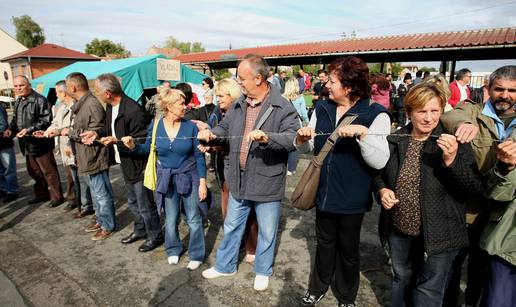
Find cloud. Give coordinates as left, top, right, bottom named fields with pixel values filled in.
left=0, top=0, right=514, bottom=56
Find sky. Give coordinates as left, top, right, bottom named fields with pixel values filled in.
left=1, top=0, right=515, bottom=71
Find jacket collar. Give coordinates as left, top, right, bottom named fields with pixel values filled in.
left=234, top=85, right=284, bottom=110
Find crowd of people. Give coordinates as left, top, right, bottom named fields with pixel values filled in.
left=0, top=53, right=514, bottom=307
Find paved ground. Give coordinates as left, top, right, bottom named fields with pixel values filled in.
left=0, top=139, right=395, bottom=307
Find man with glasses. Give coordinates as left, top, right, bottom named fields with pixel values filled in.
left=449, top=68, right=472, bottom=108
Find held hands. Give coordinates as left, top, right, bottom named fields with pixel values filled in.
left=379, top=188, right=399, bottom=210
left=60, top=128, right=70, bottom=137
left=337, top=124, right=368, bottom=141
left=437, top=134, right=459, bottom=167
left=32, top=130, right=46, bottom=138
left=455, top=123, right=479, bottom=143
left=121, top=136, right=136, bottom=150
left=80, top=131, right=98, bottom=145
left=496, top=139, right=516, bottom=171
left=199, top=179, right=207, bottom=201
left=43, top=129, right=59, bottom=138
left=99, top=136, right=118, bottom=147
left=16, top=128, right=28, bottom=138
left=197, top=129, right=217, bottom=143
left=3, top=129, right=11, bottom=138
left=296, top=127, right=315, bottom=145
left=247, top=129, right=269, bottom=144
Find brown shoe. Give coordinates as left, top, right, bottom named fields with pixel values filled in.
left=74, top=210, right=94, bottom=219
left=85, top=222, right=101, bottom=233
left=91, top=229, right=112, bottom=241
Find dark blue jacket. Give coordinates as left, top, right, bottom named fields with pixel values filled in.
left=314, top=98, right=388, bottom=214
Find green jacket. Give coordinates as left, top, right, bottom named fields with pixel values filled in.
left=441, top=103, right=500, bottom=224
left=479, top=167, right=516, bottom=265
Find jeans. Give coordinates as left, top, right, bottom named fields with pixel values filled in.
left=215, top=193, right=281, bottom=276
left=89, top=170, right=115, bottom=231
left=480, top=256, right=516, bottom=307
left=71, top=168, right=93, bottom=212
left=389, top=230, right=458, bottom=307
left=0, top=146, right=18, bottom=194
left=125, top=178, right=161, bottom=240
left=287, top=150, right=299, bottom=173
left=163, top=180, right=204, bottom=261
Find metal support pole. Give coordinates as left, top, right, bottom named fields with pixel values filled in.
left=449, top=60, right=456, bottom=83
left=380, top=62, right=385, bottom=73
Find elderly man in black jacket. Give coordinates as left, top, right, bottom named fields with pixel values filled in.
left=93, top=73, right=162, bottom=252
left=5, top=76, right=64, bottom=206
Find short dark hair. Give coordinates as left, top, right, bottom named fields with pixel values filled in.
left=456, top=68, right=471, bottom=81
left=423, top=71, right=431, bottom=77
left=317, top=69, right=328, bottom=76
left=416, top=70, right=423, bottom=78
left=403, top=73, right=412, bottom=81
left=328, top=56, right=370, bottom=101
left=174, top=83, right=193, bottom=103
left=202, top=77, right=214, bottom=89
left=66, top=72, right=89, bottom=91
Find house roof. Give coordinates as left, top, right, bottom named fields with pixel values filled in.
left=2, top=43, right=99, bottom=61
left=174, top=27, right=516, bottom=65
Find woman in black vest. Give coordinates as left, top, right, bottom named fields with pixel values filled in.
left=296, top=56, right=391, bottom=307
left=374, top=80, right=483, bottom=307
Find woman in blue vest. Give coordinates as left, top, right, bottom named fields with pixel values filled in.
left=295, top=56, right=391, bottom=307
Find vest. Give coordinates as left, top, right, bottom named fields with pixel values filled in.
left=314, top=98, right=388, bottom=214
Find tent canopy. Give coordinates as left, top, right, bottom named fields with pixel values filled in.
left=31, top=54, right=208, bottom=102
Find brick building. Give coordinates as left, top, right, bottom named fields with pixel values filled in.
left=1, top=43, right=100, bottom=80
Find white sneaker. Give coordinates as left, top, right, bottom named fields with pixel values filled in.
left=253, top=275, right=269, bottom=291
left=187, top=260, right=202, bottom=271
left=287, top=171, right=293, bottom=176
left=201, top=267, right=236, bottom=279
left=244, top=254, right=256, bottom=263
left=167, top=255, right=179, bottom=265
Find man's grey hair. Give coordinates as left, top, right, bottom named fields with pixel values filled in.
left=96, top=73, right=123, bottom=96
left=66, top=72, right=89, bottom=91
left=15, top=75, right=31, bottom=85
left=489, top=65, right=516, bottom=87
left=55, top=80, right=66, bottom=92
left=239, top=54, right=270, bottom=81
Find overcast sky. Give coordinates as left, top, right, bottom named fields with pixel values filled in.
left=1, top=0, right=515, bottom=70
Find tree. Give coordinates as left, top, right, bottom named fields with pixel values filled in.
left=368, top=63, right=403, bottom=78
left=11, top=15, right=45, bottom=48
left=163, top=36, right=205, bottom=54
left=85, top=38, right=131, bottom=58
left=419, top=66, right=437, bottom=72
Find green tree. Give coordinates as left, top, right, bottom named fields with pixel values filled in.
left=11, top=15, right=45, bottom=48
left=85, top=38, right=131, bottom=58
left=163, top=36, right=205, bottom=54
left=419, top=66, right=437, bottom=72
left=212, top=69, right=232, bottom=81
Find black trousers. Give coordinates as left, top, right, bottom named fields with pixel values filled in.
left=308, top=210, right=364, bottom=304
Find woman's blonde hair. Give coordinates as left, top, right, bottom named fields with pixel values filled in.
left=214, top=78, right=241, bottom=102
left=404, top=74, right=450, bottom=114
left=282, top=78, right=301, bottom=101
left=158, top=88, right=186, bottom=112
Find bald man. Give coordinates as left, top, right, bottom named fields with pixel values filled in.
left=5, top=76, right=64, bottom=206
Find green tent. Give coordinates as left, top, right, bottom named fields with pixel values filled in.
left=31, top=54, right=208, bottom=102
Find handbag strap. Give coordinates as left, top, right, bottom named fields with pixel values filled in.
left=150, top=117, right=160, bottom=148
left=312, top=114, right=358, bottom=166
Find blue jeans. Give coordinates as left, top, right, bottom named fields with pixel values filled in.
left=89, top=170, right=115, bottom=231
left=215, top=193, right=281, bottom=276
left=163, top=180, right=205, bottom=261
left=389, top=230, right=458, bottom=307
left=71, top=166, right=93, bottom=211
left=125, top=179, right=161, bottom=240
left=0, top=146, right=18, bottom=194
left=287, top=150, right=299, bottom=173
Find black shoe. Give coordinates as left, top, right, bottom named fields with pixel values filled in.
left=3, top=193, right=18, bottom=203
left=28, top=197, right=50, bottom=204
left=0, top=190, right=6, bottom=198
left=301, top=292, right=325, bottom=306
left=121, top=232, right=146, bottom=244
left=63, top=203, right=78, bottom=211
left=48, top=199, right=65, bottom=208
left=138, top=238, right=163, bottom=252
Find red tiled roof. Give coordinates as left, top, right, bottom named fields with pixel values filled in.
left=175, top=27, right=516, bottom=64
left=2, top=43, right=99, bottom=61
